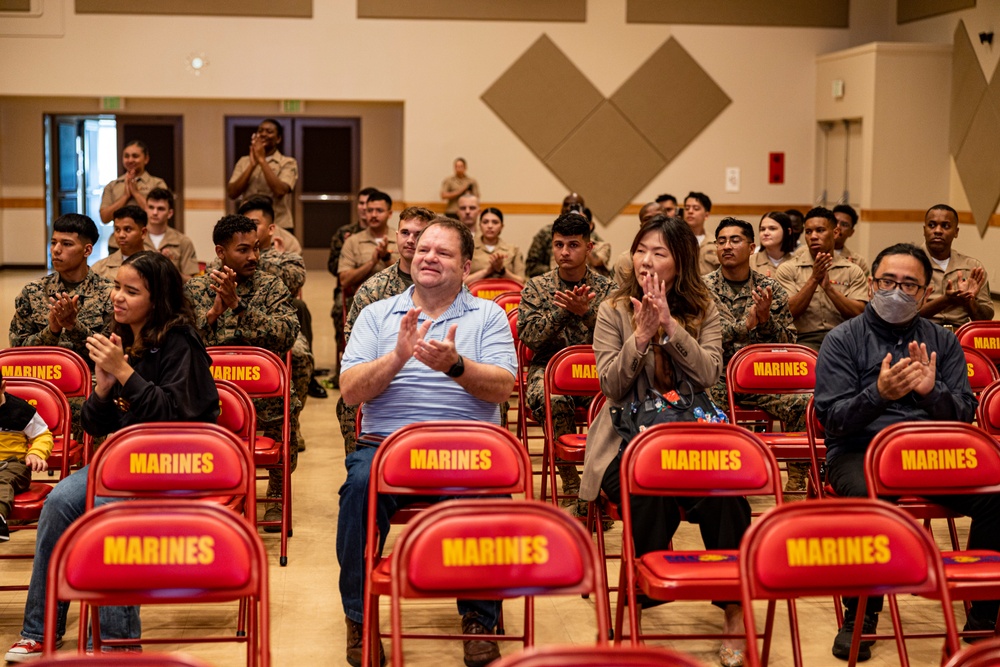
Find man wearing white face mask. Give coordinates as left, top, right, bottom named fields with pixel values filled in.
left=814, top=242, right=997, bottom=662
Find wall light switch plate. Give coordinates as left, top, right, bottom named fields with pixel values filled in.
left=725, top=167, right=740, bottom=193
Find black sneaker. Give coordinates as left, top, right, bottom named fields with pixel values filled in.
left=832, top=611, right=878, bottom=661
left=0, top=515, right=8, bottom=542
left=963, top=609, right=998, bottom=644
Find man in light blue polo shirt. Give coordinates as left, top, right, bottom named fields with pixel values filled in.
left=337, top=218, right=516, bottom=667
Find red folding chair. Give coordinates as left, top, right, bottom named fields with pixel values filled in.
left=865, top=421, right=1000, bottom=643
left=216, top=379, right=257, bottom=454
left=964, top=346, right=1000, bottom=396
left=468, top=278, right=523, bottom=302
left=492, top=291, right=522, bottom=315
left=957, top=321, right=1000, bottom=368
left=511, top=309, right=544, bottom=456
left=489, top=644, right=710, bottom=667
left=740, top=499, right=960, bottom=667
left=29, top=654, right=214, bottom=667
left=616, top=423, right=784, bottom=653
left=542, top=345, right=598, bottom=506
left=389, top=499, right=609, bottom=667
left=942, top=635, right=1000, bottom=667
left=362, top=422, right=533, bottom=667
left=977, top=378, right=1000, bottom=435
left=0, top=347, right=92, bottom=468
left=207, top=346, right=293, bottom=566
left=0, top=377, right=75, bottom=591
left=44, top=501, right=269, bottom=667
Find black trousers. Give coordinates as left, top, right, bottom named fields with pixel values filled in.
left=601, top=451, right=751, bottom=608
left=828, top=451, right=1000, bottom=620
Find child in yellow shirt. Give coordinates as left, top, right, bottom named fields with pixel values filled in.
left=0, top=373, right=54, bottom=542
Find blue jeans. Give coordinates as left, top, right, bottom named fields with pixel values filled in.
left=21, top=464, right=141, bottom=643
left=336, top=446, right=501, bottom=627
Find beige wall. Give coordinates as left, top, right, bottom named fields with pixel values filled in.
left=0, top=0, right=996, bottom=283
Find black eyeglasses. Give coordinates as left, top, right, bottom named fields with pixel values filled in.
left=873, top=277, right=924, bottom=296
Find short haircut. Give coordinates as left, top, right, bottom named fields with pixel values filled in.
left=926, top=203, right=958, bottom=220
left=455, top=157, right=467, bottom=165
left=458, top=191, right=479, bottom=203
left=53, top=213, right=100, bottom=245
left=260, top=118, right=284, bottom=140
left=833, top=204, right=859, bottom=227
left=213, top=214, right=258, bottom=246
left=238, top=196, right=275, bottom=222
left=804, top=206, right=837, bottom=226
left=398, top=206, right=437, bottom=224
left=759, top=210, right=796, bottom=254
left=418, top=218, right=475, bottom=261
left=358, top=186, right=379, bottom=199
left=785, top=208, right=805, bottom=220
left=366, top=190, right=392, bottom=209
left=656, top=193, right=677, bottom=206
left=123, top=139, right=148, bottom=155
left=552, top=212, right=591, bottom=240
left=685, top=191, right=712, bottom=212
left=113, top=205, right=148, bottom=227
left=639, top=202, right=661, bottom=221
left=715, top=217, right=754, bottom=244
left=479, top=207, right=504, bottom=223
left=146, top=187, right=175, bottom=210
left=872, top=243, right=933, bottom=286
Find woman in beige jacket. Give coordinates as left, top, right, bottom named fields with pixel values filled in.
left=580, top=215, right=750, bottom=667
left=750, top=210, right=796, bottom=278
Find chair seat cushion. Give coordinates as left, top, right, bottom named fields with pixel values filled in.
left=943, top=550, right=1000, bottom=588
left=635, top=550, right=740, bottom=601
left=555, top=434, right=587, bottom=461
left=10, top=482, right=53, bottom=521
left=253, top=436, right=282, bottom=465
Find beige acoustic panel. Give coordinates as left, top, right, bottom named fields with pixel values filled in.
left=610, top=38, right=730, bottom=163
left=357, top=0, right=585, bottom=22
left=897, top=0, right=976, bottom=24
left=481, top=35, right=604, bottom=160
left=954, top=98, right=1000, bottom=236
left=544, top=101, right=666, bottom=224
left=626, top=0, right=848, bottom=28
left=0, top=0, right=32, bottom=11
left=75, top=0, right=312, bottom=17
left=951, top=22, right=987, bottom=154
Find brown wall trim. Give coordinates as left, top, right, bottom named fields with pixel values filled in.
left=0, top=198, right=45, bottom=208
left=185, top=199, right=226, bottom=210
left=75, top=0, right=311, bottom=18
left=861, top=208, right=1000, bottom=226
left=357, top=0, right=585, bottom=22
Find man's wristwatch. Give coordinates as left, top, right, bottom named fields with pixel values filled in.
left=231, top=300, right=247, bottom=316
left=446, top=355, right=465, bottom=378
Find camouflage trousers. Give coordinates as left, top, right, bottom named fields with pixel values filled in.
left=525, top=368, right=592, bottom=486
left=291, top=332, right=314, bottom=416
left=337, top=396, right=358, bottom=455
left=257, top=388, right=304, bottom=498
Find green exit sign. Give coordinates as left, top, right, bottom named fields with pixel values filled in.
left=282, top=100, right=303, bottom=113
left=101, top=97, right=124, bottom=111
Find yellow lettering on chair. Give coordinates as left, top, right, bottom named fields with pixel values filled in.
left=786, top=536, right=893, bottom=566
left=440, top=536, right=551, bottom=567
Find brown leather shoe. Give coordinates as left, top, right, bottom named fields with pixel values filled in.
left=461, top=612, right=501, bottom=667
left=345, top=616, right=384, bottom=667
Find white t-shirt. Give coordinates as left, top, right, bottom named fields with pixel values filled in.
left=148, top=232, right=166, bottom=250
left=930, top=255, right=950, bottom=272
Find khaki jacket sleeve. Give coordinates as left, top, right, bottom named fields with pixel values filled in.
left=593, top=301, right=648, bottom=402
left=663, top=302, right=724, bottom=389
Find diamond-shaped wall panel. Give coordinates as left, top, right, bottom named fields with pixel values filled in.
left=954, top=98, right=1000, bottom=237
left=545, top=101, right=666, bottom=224
left=610, top=38, right=731, bottom=163
left=950, top=22, right=987, bottom=156
left=481, top=35, right=605, bottom=160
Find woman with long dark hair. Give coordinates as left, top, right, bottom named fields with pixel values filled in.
left=465, top=207, right=525, bottom=286
left=579, top=216, right=750, bottom=667
left=6, top=251, right=219, bottom=662
left=751, top=210, right=796, bottom=277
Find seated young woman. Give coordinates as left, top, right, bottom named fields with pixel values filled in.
left=579, top=215, right=750, bottom=667
left=6, top=251, right=219, bottom=662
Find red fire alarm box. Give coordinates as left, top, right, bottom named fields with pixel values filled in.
left=769, top=152, right=785, bottom=184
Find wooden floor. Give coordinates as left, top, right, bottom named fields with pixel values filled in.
left=0, top=268, right=977, bottom=667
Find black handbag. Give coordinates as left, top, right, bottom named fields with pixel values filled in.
left=609, top=379, right=728, bottom=446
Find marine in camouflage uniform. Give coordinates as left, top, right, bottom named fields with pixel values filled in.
left=703, top=266, right=811, bottom=489
left=336, top=261, right=414, bottom=455
left=184, top=267, right=300, bottom=498
left=328, top=220, right=363, bottom=384
left=525, top=225, right=610, bottom=279
left=10, top=269, right=114, bottom=439
left=518, top=266, right=616, bottom=497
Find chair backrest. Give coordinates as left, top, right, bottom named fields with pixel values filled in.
left=207, top=346, right=290, bottom=442
left=956, top=321, right=1000, bottom=365
left=85, top=422, right=255, bottom=524
left=469, top=278, right=523, bottom=301
left=543, top=345, right=599, bottom=442
left=215, top=379, right=256, bottom=445
left=493, top=290, right=522, bottom=314
left=389, top=499, right=608, bottom=662
left=976, top=379, right=1000, bottom=435
left=0, top=347, right=91, bottom=398
left=739, top=499, right=959, bottom=665
left=804, top=397, right=828, bottom=495
left=942, top=636, right=1000, bottom=667
left=4, top=377, right=73, bottom=477
left=864, top=421, right=1000, bottom=498
left=725, top=344, right=817, bottom=420
left=45, top=500, right=269, bottom=665
left=489, top=645, right=710, bottom=667
left=29, top=653, right=215, bottom=667
left=964, top=346, right=1000, bottom=395
left=587, top=393, right=606, bottom=427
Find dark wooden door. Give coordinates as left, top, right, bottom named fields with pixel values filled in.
left=116, top=115, right=184, bottom=229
